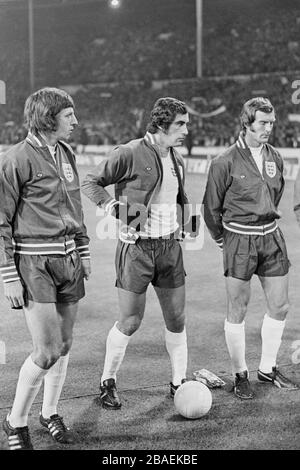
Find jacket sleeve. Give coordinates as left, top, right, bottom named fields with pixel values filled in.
left=0, top=158, right=24, bottom=283
left=202, top=156, right=230, bottom=243
left=81, top=146, right=131, bottom=218
left=74, top=218, right=91, bottom=260
left=294, top=164, right=300, bottom=227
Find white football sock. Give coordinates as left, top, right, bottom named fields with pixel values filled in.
left=224, top=319, right=248, bottom=376
left=259, top=314, right=286, bottom=373
left=41, top=353, right=70, bottom=419
left=165, top=327, right=187, bottom=386
left=9, top=355, right=48, bottom=428
left=101, top=322, right=130, bottom=384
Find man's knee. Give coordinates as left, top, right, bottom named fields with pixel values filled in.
left=269, top=302, right=289, bottom=320
left=60, top=338, right=73, bottom=356
left=226, top=278, right=250, bottom=321
left=32, top=345, right=62, bottom=369
left=165, top=311, right=186, bottom=332
left=118, top=316, right=142, bottom=336
left=227, top=301, right=248, bottom=323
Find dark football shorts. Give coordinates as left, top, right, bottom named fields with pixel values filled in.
left=115, top=235, right=186, bottom=294
left=15, top=250, right=85, bottom=304
left=223, top=227, right=290, bottom=281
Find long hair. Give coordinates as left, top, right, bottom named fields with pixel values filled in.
left=24, top=87, right=74, bottom=134
left=240, top=97, right=274, bottom=133
left=147, top=97, right=187, bottom=134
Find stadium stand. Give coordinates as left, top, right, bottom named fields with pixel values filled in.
left=1, top=0, right=300, bottom=147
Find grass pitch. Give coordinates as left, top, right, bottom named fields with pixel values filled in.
left=0, top=168, right=299, bottom=451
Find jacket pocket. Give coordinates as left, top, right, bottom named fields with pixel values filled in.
left=229, top=174, right=261, bottom=203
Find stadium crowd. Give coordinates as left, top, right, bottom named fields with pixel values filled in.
left=3, top=74, right=299, bottom=151
left=1, top=0, right=300, bottom=148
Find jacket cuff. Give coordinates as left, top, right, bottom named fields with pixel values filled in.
left=102, top=198, right=120, bottom=217
left=76, top=244, right=91, bottom=260
left=215, top=237, right=224, bottom=250
left=0, top=263, right=21, bottom=283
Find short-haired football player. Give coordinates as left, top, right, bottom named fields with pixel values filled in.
left=82, top=97, right=199, bottom=409
left=202, top=97, right=299, bottom=399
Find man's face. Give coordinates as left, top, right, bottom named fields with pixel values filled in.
left=164, top=113, right=189, bottom=147
left=246, top=110, right=276, bottom=146
left=54, top=107, right=78, bottom=141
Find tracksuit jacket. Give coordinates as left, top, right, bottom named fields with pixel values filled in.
left=0, top=133, right=90, bottom=284
left=202, top=133, right=285, bottom=244
left=82, top=132, right=193, bottom=233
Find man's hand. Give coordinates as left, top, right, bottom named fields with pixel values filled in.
left=4, top=280, right=25, bottom=309
left=81, top=259, right=91, bottom=280
left=119, top=224, right=139, bottom=244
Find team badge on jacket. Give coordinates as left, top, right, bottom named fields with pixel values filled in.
left=265, top=161, right=276, bottom=178
left=62, top=163, right=74, bottom=182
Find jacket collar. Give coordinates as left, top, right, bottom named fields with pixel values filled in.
left=144, top=131, right=181, bottom=161
left=236, top=133, right=248, bottom=150
left=26, top=132, right=46, bottom=148
left=144, top=131, right=158, bottom=147
left=26, top=132, right=59, bottom=150
left=144, top=131, right=171, bottom=154
left=236, top=132, right=266, bottom=153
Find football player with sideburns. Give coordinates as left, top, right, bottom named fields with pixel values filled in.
left=82, top=97, right=200, bottom=409
left=202, top=97, right=299, bottom=399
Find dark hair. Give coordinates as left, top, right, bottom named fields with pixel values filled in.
left=240, top=97, right=275, bottom=132
left=147, top=97, right=187, bottom=133
left=24, top=87, right=74, bottom=134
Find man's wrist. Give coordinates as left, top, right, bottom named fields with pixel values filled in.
left=76, top=244, right=91, bottom=259
left=119, top=224, right=139, bottom=244
left=215, top=238, right=223, bottom=250
left=103, top=198, right=120, bottom=217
